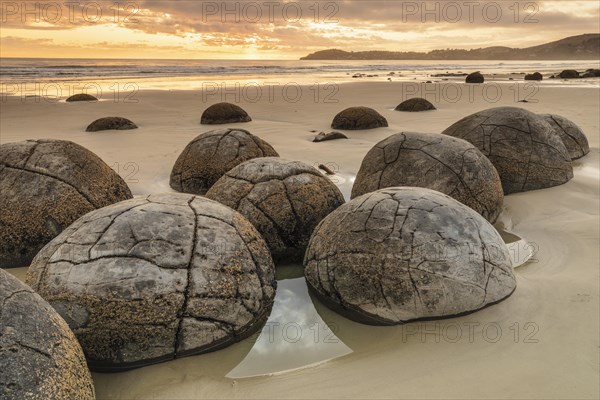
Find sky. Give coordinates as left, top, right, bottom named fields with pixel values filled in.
left=0, top=0, right=599, bottom=59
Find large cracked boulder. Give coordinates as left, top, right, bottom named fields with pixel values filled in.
left=331, top=107, right=388, bottom=130
left=170, top=128, right=279, bottom=195
left=524, top=72, right=543, bottom=81
left=206, top=158, right=345, bottom=262
left=26, top=193, right=276, bottom=371
left=540, top=114, right=590, bottom=160
left=395, top=98, right=436, bottom=112
left=86, top=117, right=137, bottom=132
left=0, top=269, right=95, bottom=399
left=351, top=132, right=504, bottom=222
left=201, top=102, right=252, bottom=124
left=442, top=107, right=573, bottom=194
left=559, top=70, right=579, bottom=79
left=0, top=139, right=132, bottom=268
left=304, top=187, right=516, bottom=325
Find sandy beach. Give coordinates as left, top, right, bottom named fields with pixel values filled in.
left=1, top=79, right=598, bottom=399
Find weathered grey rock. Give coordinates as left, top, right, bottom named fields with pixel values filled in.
left=540, top=114, right=590, bottom=160
left=395, top=98, right=436, bottom=112
left=170, top=128, right=279, bottom=195
left=465, top=72, right=484, bottom=83
left=86, top=117, right=137, bottom=132
left=0, top=269, right=95, bottom=399
left=304, top=187, right=516, bottom=325
left=66, top=93, right=98, bottom=102
left=201, top=102, right=251, bottom=124
left=26, top=194, right=276, bottom=371
left=524, top=72, right=543, bottom=81
left=442, top=107, right=573, bottom=194
left=206, top=158, right=345, bottom=262
left=351, top=132, right=504, bottom=222
left=313, top=131, right=349, bottom=142
left=559, top=70, right=579, bottom=79
left=0, top=139, right=132, bottom=268
left=331, top=107, right=388, bottom=130
left=582, top=69, right=600, bottom=78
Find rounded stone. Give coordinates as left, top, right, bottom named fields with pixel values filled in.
left=304, top=187, right=516, bottom=325
left=0, top=139, right=133, bottom=268
left=540, top=114, right=590, bottom=160
left=0, top=269, right=95, bottom=399
left=442, top=107, right=573, bottom=194
left=331, top=107, right=388, bottom=130
left=86, top=117, right=137, bottom=132
left=201, top=102, right=252, bottom=124
left=26, top=193, right=276, bottom=371
left=351, top=132, right=504, bottom=222
left=559, top=70, right=579, bottom=79
left=66, top=93, right=98, bottom=102
left=465, top=72, right=484, bottom=83
left=206, top=158, right=345, bottom=262
left=524, top=72, right=543, bottom=81
left=395, top=98, right=436, bottom=112
left=170, top=128, right=279, bottom=195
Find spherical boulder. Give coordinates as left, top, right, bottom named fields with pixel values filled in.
left=0, top=139, right=132, bottom=268
left=351, top=132, right=504, bottom=222
left=86, top=117, right=137, bottom=132
left=442, top=107, right=573, bottom=194
left=26, top=193, right=276, bottom=371
left=395, top=98, right=436, bottom=112
left=331, top=107, right=388, bottom=130
left=465, top=72, right=484, bottom=83
left=206, top=158, right=345, bottom=262
left=0, top=269, right=95, bottom=399
left=540, top=114, right=590, bottom=160
left=66, top=93, right=98, bottom=102
left=201, top=102, right=252, bottom=124
left=304, top=187, right=516, bottom=325
left=170, top=128, right=279, bottom=195
left=524, top=72, right=543, bottom=81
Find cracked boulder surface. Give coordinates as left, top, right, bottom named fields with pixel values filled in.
left=201, top=102, right=252, bottom=124
left=331, top=107, right=388, bottom=130
left=25, top=193, right=276, bottom=372
left=0, top=139, right=133, bottom=268
left=206, top=158, right=345, bottom=262
left=304, top=187, right=516, bottom=325
left=0, top=269, right=95, bottom=399
left=351, top=132, right=504, bottom=223
left=540, top=114, right=590, bottom=160
left=442, top=107, right=573, bottom=194
left=170, top=128, right=279, bottom=195
left=395, top=98, right=436, bottom=112
left=85, top=117, right=137, bottom=132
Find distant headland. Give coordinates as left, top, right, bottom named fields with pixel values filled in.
left=300, top=34, right=600, bottom=60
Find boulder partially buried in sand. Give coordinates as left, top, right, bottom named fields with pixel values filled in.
left=524, top=72, right=543, bottom=81
left=540, top=114, right=590, bottom=160
left=26, top=194, right=276, bottom=371
left=206, top=158, right=345, bottom=262
left=559, top=70, right=579, bottom=79
left=201, top=102, right=252, bottom=124
left=304, top=187, right=516, bottom=325
left=465, top=72, right=484, bottom=83
left=86, top=117, right=137, bottom=132
left=351, top=132, right=504, bottom=222
left=331, top=107, right=388, bottom=130
left=170, top=128, right=279, bottom=195
left=0, top=139, right=132, bottom=268
left=395, top=97, right=436, bottom=112
left=0, top=269, right=95, bottom=399
left=442, top=107, right=573, bottom=194
left=66, top=93, right=98, bottom=102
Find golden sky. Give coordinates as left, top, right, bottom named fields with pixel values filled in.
left=1, top=0, right=599, bottom=59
